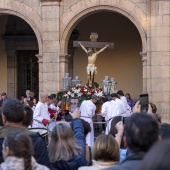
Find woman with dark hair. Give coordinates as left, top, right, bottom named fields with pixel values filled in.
left=33, top=98, right=37, bottom=106
left=139, top=140, right=170, bottom=170
left=1, top=131, right=49, bottom=170
left=20, top=95, right=25, bottom=104
left=109, top=117, right=126, bottom=163
left=48, top=109, right=86, bottom=170
left=125, top=93, right=134, bottom=110
left=78, top=134, right=119, bottom=170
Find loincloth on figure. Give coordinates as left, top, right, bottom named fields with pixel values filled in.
left=86, top=66, right=97, bottom=75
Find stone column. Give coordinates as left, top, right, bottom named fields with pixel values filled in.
left=6, top=50, right=17, bottom=98
left=41, top=0, right=61, bottom=93
left=59, top=54, right=70, bottom=89
left=148, top=0, right=170, bottom=122
left=35, top=54, right=43, bottom=95
left=140, top=52, right=147, bottom=93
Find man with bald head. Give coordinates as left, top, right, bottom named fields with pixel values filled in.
left=32, top=92, right=51, bottom=128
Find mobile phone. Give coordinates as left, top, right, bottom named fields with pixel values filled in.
left=121, top=116, right=124, bottom=124
left=139, top=94, right=149, bottom=112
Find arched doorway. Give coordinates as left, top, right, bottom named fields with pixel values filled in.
left=67, top=11, right=143, bottom=99
left=0, top=14, right=39, bottom=98
left=60, top=3, right=147, bottom=97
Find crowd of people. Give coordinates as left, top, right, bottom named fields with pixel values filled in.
left=0, top=89, right=169, bottom=170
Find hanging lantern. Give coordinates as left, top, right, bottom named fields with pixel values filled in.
left=101, top=76, right=111, bottom=95
left=72, top=76, right=82, bottom=86
left=109, top=77, right=117, bottom=94
left=62, top=73, right=72, bottom=91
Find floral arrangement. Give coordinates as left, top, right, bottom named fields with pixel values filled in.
left=57, top=85, right=104, bottom=104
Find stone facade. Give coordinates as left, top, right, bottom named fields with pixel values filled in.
left=0, top=0, right=169, bottom=121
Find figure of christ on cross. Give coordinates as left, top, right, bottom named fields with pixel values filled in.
left=74, top=33, right=114, bottom=87
left=78, top=42, right=109, bottom=87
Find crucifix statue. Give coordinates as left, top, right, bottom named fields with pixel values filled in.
left=73, top=33, right=114, bottom=87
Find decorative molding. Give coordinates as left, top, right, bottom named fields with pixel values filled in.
left=35, top=54, right=43, bottom=63
left=40, top=0, right=61, bottom=6
left=141, top=57, right=147, bottom=62
left=60, top=54, right=70, bottom=63
left=140, top=52, right=147, bottom=62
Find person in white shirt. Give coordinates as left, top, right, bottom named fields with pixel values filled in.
left=101, top=96, right=119, bottom=134
left=79, top=95, right=98, bottom=147
left=32, top=92, right=51, bottom=128
left=111, top=93, right=126, bottom=116
left=117, top=90, right=132, bottom=117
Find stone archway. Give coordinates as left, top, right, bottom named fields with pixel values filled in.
left=0, top=1, right=43, bottom=97
left=60, top=2, right=147, bottom=54
left=0, top=0, right=42, bottom=54
left=0, top=6, right=42, bottom=97
left=0, top=9, right=42, bottom=54
left=60, top=2, right=147, bottom=91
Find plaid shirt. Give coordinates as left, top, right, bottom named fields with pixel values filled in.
left=0, top=156, right=50, bottom=170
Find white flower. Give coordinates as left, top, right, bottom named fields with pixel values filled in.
left=78, top=93, right=82, bottom=97
left=72, top=87, right=76, bottom=91
left=84, top=89, right=87, bottom=92
left=67, top=91, right=71, bottom=95
left=71, top=93, right=75, bottom=97
left=95, top=91, right=103, bottom=97
left=74, top=89, right=80, bottom=93
left=63, top=94, right=69, bottom=98
left=100, top=93, right=104, bottom=97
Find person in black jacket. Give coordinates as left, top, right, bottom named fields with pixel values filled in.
left=0, top=98, right=51, bottom=169
left=138, top=140, right=170, bottom=170
left=48, top=109, right=87, bottom=170
left=105, top=113, right=159, bottom=170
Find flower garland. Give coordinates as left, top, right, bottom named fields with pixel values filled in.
left=57, top=85, right=104, bottom=104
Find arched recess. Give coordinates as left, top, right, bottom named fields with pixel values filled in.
left=0, top=5, right=42, bottom=97
left=0, top=9, right=42, bottom=55
left=60, top=5, right=147, bottom=55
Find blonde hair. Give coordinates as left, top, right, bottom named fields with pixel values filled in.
left=48, top=121, right=82, bottom=162
left=93, top=134, right=119, bottom=162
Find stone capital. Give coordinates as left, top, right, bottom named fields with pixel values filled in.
left=60, top=54, right=70, bottom=63
left=35, top=54, right=43, bottom=63
left=140, top=52, right=147, bottom=62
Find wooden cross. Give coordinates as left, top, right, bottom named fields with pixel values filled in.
left=73, top=32, right=114, bottom=49
left=73, top=32, right=114, bottom=87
